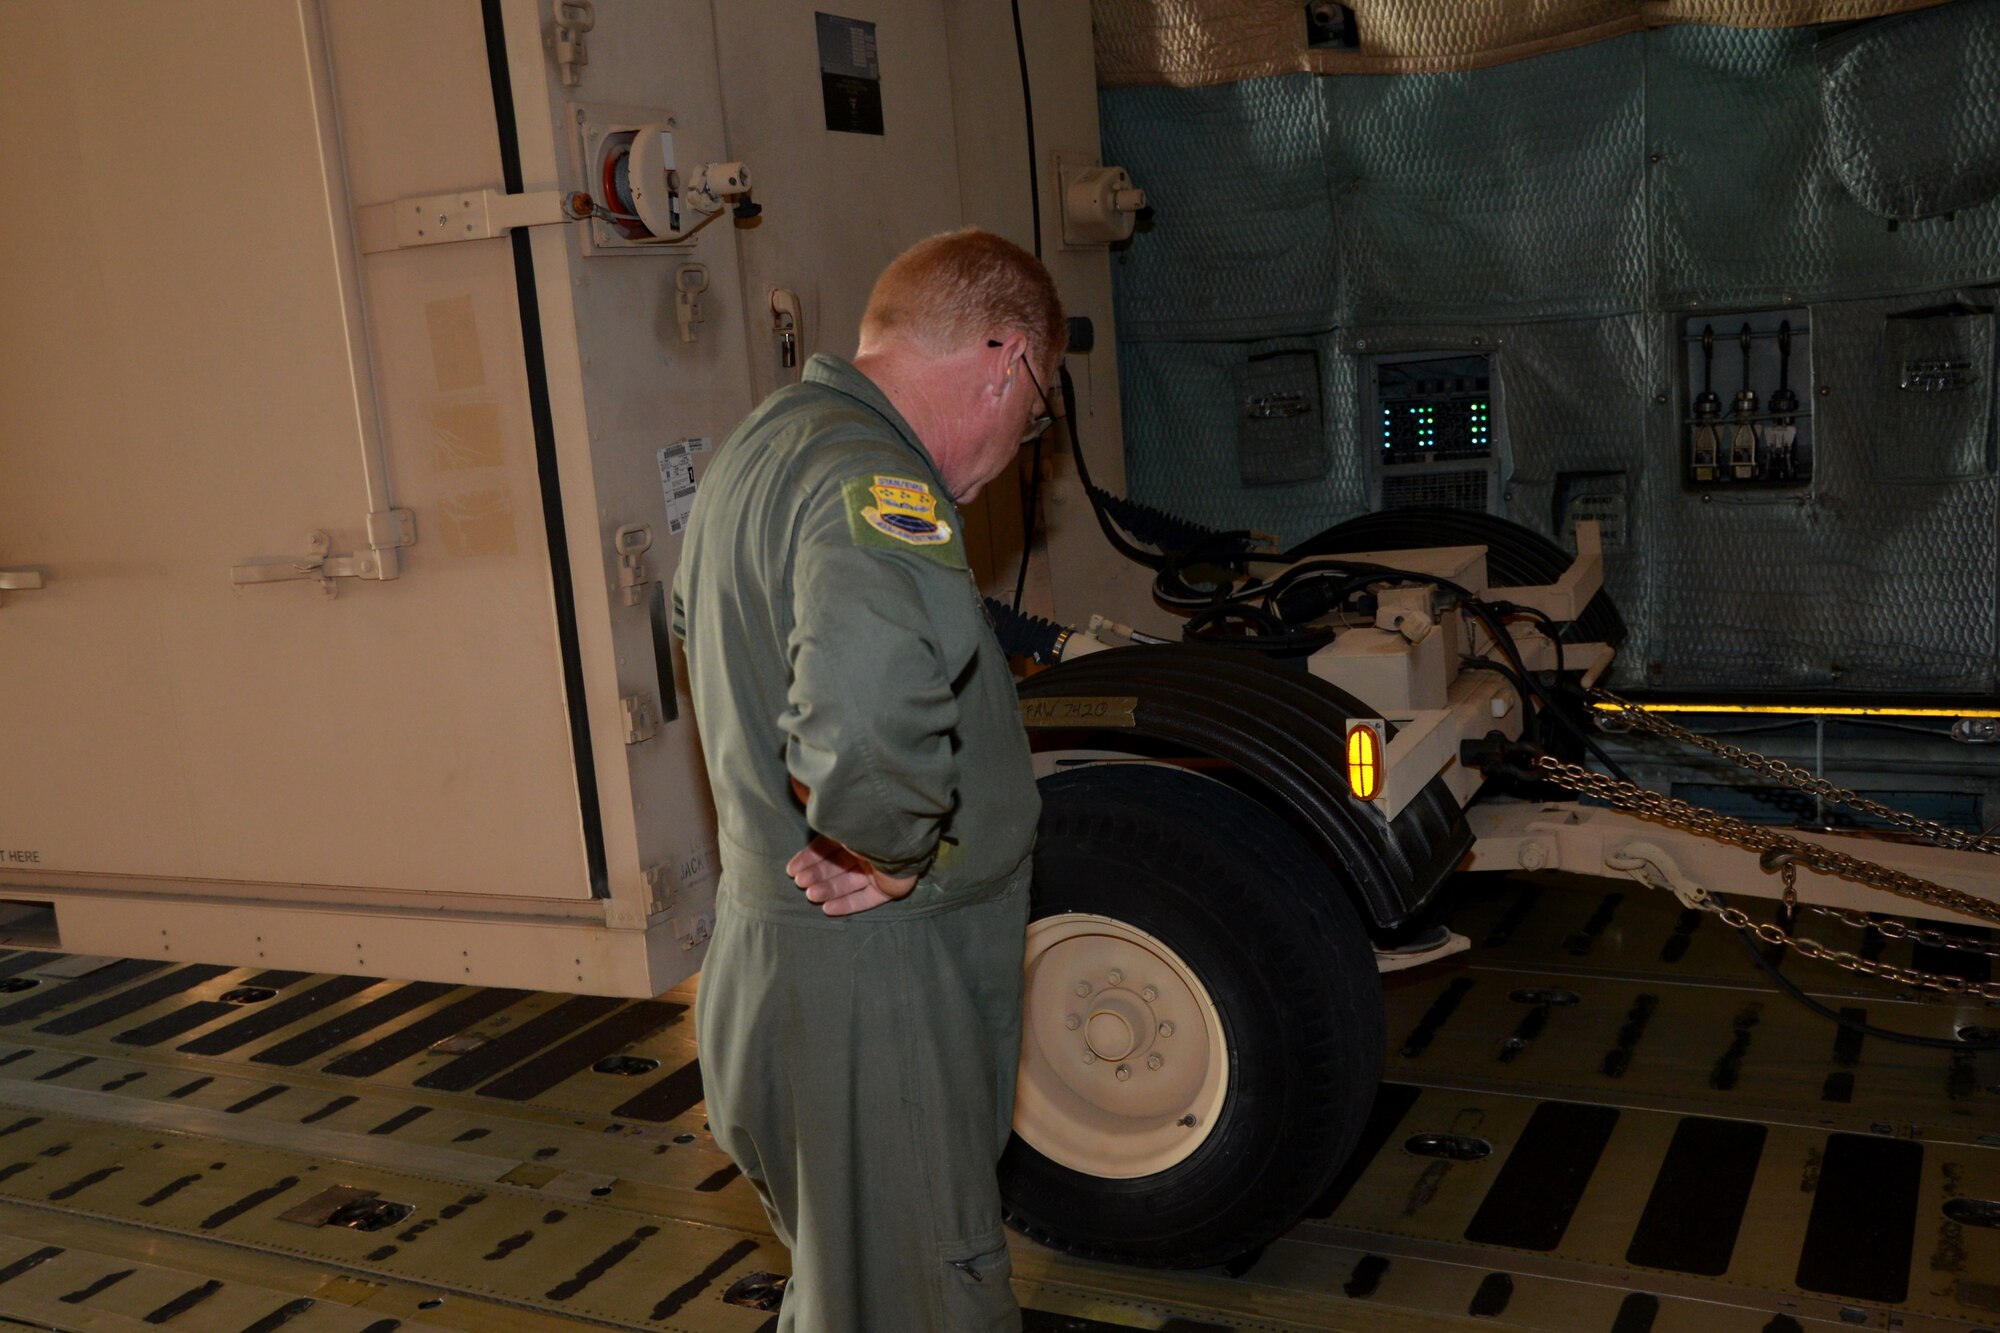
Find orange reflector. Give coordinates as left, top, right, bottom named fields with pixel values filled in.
left=1346, top=721, right=1384, bottom=802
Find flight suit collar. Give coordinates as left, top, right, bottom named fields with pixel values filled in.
left=802, top=354, right=948, bottom=489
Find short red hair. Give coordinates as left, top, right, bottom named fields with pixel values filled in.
left=859, top=229, right=1066, bottom=375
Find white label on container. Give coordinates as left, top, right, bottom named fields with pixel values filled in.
left=657, top=441, right=699, bottom=534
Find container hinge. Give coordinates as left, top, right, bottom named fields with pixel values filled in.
left=355, top=188, right=588, bottom=254
left=231, top=510, right=417, bottom=599
left=621, top=694, right=660, bottom=744
left=643, top=865, right=677, bottom=915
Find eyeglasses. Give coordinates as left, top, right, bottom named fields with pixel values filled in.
left=990, top=339, right=1055, bottom=445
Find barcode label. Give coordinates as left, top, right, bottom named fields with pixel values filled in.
left=657, top=440, right=701, bottom=534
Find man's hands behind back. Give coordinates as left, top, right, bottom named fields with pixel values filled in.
left=786, top=836, right=919, bottom=917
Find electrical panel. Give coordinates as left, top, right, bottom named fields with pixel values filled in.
left=1680, top=309, right=1813, bottom=489
left=1362, top=351, right=1500, bottom=514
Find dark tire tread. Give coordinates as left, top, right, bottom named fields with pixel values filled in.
left=1002, top=765, right=1383, bottom=1269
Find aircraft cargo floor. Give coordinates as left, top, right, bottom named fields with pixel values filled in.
left=0, top=872, right=1993, bottom=1332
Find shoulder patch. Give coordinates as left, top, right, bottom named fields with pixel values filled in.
left=841, top=474, right=967, bottom=568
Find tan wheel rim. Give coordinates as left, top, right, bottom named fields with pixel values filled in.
left=1015, top=912, right=1229, bottom=1179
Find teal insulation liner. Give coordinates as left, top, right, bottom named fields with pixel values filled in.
left=1104, top=76, right=1341, bottom=341
left=1325, top=37, right=1648, bottom=326
left=1647, top=25, right=2000, bottom=308
left=1100, top=8, right=2000, bottom=692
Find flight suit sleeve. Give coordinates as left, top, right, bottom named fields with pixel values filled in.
left=779, top=471, right=973, bottom=876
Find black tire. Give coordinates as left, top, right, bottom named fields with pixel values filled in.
left=1294, top=506, right=1626, bottom=649
left=1001, top=764, right=1383, bottom=1269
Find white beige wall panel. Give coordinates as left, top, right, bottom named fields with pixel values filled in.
left=708, top=0, right=968, bottom=403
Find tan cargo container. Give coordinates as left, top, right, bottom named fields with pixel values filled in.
left=0, top=0, right=1128, bottom=996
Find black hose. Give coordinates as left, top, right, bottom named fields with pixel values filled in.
left=1005, top=0, right=1040, bottom=610
left=1287, top=507, right=1626, bottom=649
left=1008, top=0, right=1040, bottom=260
left=1056, top=364, right=1208, bottom=564
left=1010, top=432, right=1042, bottom=611
left=1730, top=917, right=2000, bottom=1051
left=984, top=596, right=1068, bottom=665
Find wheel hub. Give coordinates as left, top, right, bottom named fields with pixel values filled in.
left=1083, top=989, right=1151, bottom=1062
left=1015, top=913, right=1230, bottom=1178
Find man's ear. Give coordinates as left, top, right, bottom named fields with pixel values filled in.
left=983, top=331, right=1028, bottom=395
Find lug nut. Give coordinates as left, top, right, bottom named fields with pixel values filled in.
left=1083, top=1052, right=1096, bottom=1065
left=1115, top=1064, right=1131, bottom=1081
left=1148, top=1054, right=1164, bottom=1070
left=1158, top=1021, right=1174, bottom=1038
left=1141, top=986, right=1158, bottom=1002
left=1074, top=981, right=1091, bottom=997
left=1064, top=1013, right=1080, bottom=1031
left=1107, top=970, right=1123, bottom=986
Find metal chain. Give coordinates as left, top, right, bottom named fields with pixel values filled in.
left=1802, top=903, right=2000, bottom=961
left=1706, top=899, right=2000, bottom=1002
left=1528, top=753, right=2000, bottom=1001
left=1588, top=688, right=2000, bottom=856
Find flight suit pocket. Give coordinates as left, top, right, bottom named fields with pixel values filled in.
left=937, top=1232, right=1015, bottom=1333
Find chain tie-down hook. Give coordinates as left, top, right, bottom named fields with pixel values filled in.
left=1527, top=741, right=2000, bottom=999
left=1759, top=847, right=1800, bottom=931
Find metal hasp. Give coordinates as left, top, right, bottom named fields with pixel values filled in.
left=771, top=287, right=802, bottom=372
left=552, top=0, right=594, bottom=86
left=673, top=264, right=708, bottom=342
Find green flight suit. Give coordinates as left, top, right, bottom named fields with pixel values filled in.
left=672, top=354, right=1041, bottom=1332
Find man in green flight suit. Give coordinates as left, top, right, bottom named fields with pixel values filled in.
left=672, top=229, right=1064, bottom=1331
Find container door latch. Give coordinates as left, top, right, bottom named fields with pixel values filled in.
left=231, top=510, right=417, bottom=598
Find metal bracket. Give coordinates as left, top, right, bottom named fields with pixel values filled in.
left=553, top=0, right=594, bottom=87
left=355, top=189, right=583, bottom=254
left=621, top=694, right=659, bottom=744
left=1489, top=519, right=1604, bottom=623
left=1607, top=840, right=1713, bottom=912
left=231, top=510, right=416, bottom=598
